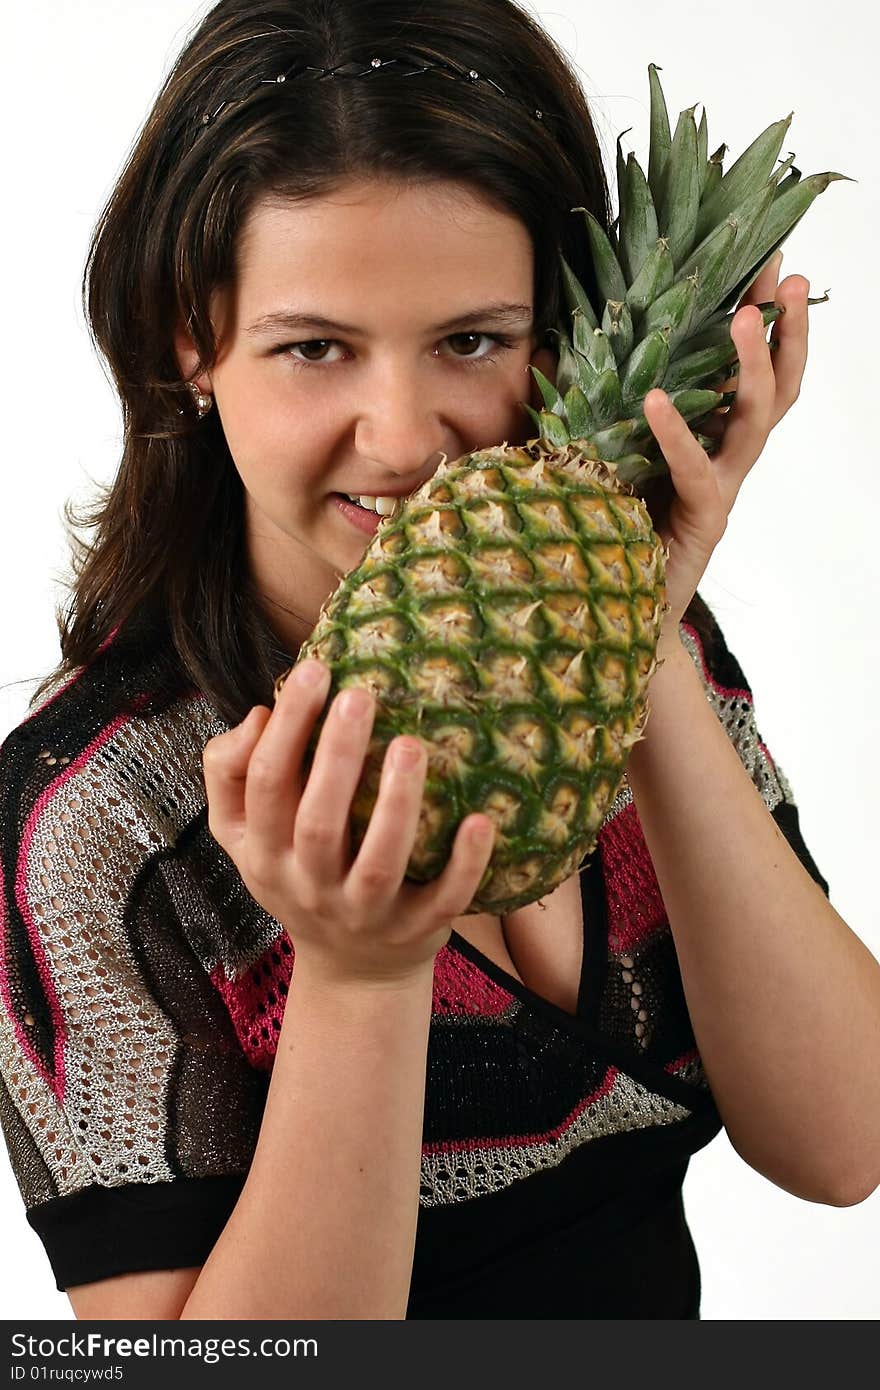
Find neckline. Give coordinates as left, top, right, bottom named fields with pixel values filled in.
left=446, top=855, right=602, bottom=1026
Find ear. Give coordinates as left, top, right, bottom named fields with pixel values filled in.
left=526, top=342, right=559, bottom=410
left=173, top=318, right=212, bottom=394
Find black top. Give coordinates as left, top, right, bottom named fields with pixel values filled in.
left=0, top=601, right=829, bottom=1316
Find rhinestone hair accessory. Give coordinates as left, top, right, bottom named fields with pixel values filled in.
left=198, top=54, right=547, bottom=130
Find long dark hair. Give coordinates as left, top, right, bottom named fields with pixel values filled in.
left=29, top=0, right=623, bottom=727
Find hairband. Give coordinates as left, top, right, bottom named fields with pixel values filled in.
left=198, top=54, right=548, bottom=130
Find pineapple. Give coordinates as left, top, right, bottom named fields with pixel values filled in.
left=273, top=64, right=847, bottom=915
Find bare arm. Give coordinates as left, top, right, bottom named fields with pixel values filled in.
left=628, top=268, right=880, bottom=1203
left=626, top=639, right=880, bottom=1206
left=184, top=661, right=494, bottom=1319
left=180, top=959, right=434, bottom=1320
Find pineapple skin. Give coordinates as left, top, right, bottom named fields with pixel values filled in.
left=274, top=439, right=667, bottom=915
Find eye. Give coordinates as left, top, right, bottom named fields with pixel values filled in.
left=283, top=339, right=344, bottom=364
left=272, top=331, right=517, bottom=369
left=441, top=331, right=504, bottom=360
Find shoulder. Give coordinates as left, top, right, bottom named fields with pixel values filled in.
left=0, top=626, right=229, bottom=857
left=678, top=591, right=798, bottom=814
left=679, top=591, right=751, bottom=691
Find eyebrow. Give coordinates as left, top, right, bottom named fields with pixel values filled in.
left=245, top=301, right=534, bottom=338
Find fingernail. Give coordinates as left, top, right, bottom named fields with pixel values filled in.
left=296, top=660, right=326, bottom=687
left=393, top=739, right=423, bottom=769
left=340, top=687, right=372, bottom=719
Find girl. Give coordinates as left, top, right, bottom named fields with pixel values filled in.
left=1, top=0, right=877, bottom=1322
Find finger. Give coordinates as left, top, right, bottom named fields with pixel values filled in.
left=767, top=274, right=809, bottom=417
left=202, top=706, right=271, bottom=851
left=408, top=813, right=497, bottom=924
left=713, top=303, right=776, bottom=483
left=700, top=260, right=801, bottom=410
left=292, top=684, right=376, bottom=880
left=738, top=249, right=783, bottom=308
left=243, top=660, right=332, bottom=855
left=345, top=734, right=430, bottom=904
left=642, top=388, right=725, bottom=531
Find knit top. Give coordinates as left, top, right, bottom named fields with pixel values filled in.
left=0, top=599, right=829, bottom=1318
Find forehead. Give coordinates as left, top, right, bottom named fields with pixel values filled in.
left=233, top=178, right=534, bottom=305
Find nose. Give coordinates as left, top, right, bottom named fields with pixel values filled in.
left=353, top=361, right=451, bottom=483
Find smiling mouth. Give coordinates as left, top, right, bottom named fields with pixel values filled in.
left=330, top=493, right=390, bottom=531
left=337, top=492, right=400, bottom=515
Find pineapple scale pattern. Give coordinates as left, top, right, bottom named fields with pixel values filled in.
left=296, top=445, right=666, bottom=909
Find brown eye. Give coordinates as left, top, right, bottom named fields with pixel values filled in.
left=447, top=332, right=486, bottom=357
left=294, top=339, right=334, bottom=361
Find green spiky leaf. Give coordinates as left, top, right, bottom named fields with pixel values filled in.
left=575, top=207, right=628, bottom=307
left=646, top=64, right=672, bottom=214
left=642, top=274, right=698, bottom=353
left=696, top=106, right=709, bottom=198
left=620, top=153, right=660, bottom=284
left=657, top=104, right=702, bottom=266
left=535, top=410, right=570, bottom=447
left=559, top=255, right=598, bottom=328
left=601, top=297, right=634, bottom=364
left=619, top=328, right=670, bottom=406
left=562, top=385, right=595, bottom=437
left=694, top=111, right=794, bottom=242
left=625, top=235, right=674, bottom=316
left=588, top=368, right=624, bottom=429
left=530, top=64, right=850, bottom=490
left=530, top=366, right=565, bottom=415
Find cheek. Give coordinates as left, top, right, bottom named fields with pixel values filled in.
left=486, top=359, right=536, bottom=442
left=217, top=380, right=311, bottom=472
left=223, top=423, right=336, bottom=515
left=454, top=356, right=533, bottom=431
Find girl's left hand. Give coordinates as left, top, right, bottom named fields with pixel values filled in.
left=638, top=251, right=810, bottom=657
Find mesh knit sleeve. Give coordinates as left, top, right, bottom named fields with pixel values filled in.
left=0, top=700, right=269, bottom=1294
left=679, top=596, right=830, bottom=898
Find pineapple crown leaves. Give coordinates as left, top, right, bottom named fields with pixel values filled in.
left=525, top=63, right=854, bottom=489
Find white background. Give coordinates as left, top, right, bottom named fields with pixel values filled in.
left=1, top=0, right=877, bottom=1320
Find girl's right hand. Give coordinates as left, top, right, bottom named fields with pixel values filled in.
left=202, top=659, right=496, bottom=987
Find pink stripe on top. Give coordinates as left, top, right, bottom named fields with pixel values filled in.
left=10, top=694, right=154, bottom=1103
left=422, top=1065, right=617, bottom=1155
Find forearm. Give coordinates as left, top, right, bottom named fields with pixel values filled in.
left=626, top=640, right=880, bottom=1205
left=180, top=958, right=434, bottom=1319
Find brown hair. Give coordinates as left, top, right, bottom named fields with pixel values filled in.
left=29, top=0, right=621, bottom=727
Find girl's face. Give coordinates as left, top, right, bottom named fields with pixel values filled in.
left=176, top=177, right=557, bottom=654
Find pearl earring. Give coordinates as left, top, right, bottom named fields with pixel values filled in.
left=187, top=382, right=213, bottom=418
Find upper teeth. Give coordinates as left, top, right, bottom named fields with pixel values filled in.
left=345, top=493, right=399, bottom=515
